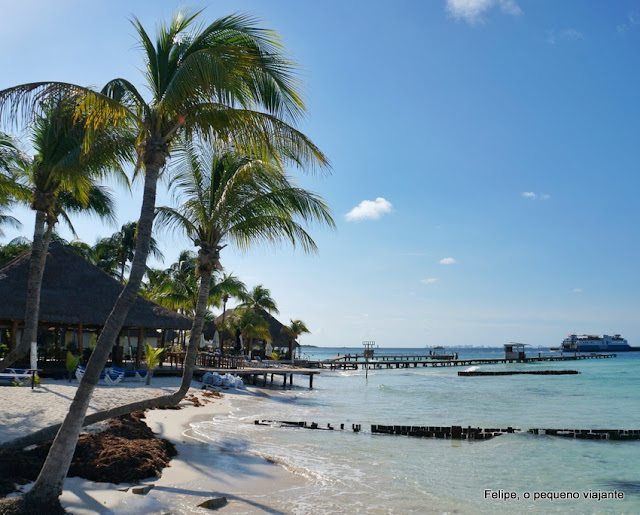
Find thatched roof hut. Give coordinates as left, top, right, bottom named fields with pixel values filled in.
left=0, top=242, right=192, bottom=331
left=213, top=308, right=291, bottom=347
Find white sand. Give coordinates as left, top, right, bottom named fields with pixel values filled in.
left=1, top=376, right=306, bottom=514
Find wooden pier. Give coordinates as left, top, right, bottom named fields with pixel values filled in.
left=195, top=366, right=320, bottom=389
left=317, top=352, right=616, bottom=370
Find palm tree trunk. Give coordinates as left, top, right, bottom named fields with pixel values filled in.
left=25, top=145, right=165, bottom=506
left=2, top=267, right=215, bottom=453
left=0, top=210, right=48, bottom=370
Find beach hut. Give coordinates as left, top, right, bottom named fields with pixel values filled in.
left=0, top=242, right=192, bottom=369
left=504, top=342, right=528, bottom=361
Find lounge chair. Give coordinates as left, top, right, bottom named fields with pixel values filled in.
left=75, top=366, right=124, bottom=385
left=0, top=368, right=32, bottom=386
left=103, top=370, right=124, bottom=386
left=111, top=366, right=148, bottom=382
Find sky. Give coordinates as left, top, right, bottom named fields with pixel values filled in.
left=2, top=0, right=640, bottom=348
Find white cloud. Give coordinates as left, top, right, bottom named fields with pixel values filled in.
left=421, top=278, right=438, bottom=284
left=446, top=0, right=521, bottom=24
left=345, top=197, right=393, bottom=222
left=617, top=12, right=640, bottom=34
left=572, top=288, right=583, bottom=293
left=547, top=28, right=583, bottom=45
left=439, top=257, right=456, bottom=265
left=522, top=192, right=551, bottom=200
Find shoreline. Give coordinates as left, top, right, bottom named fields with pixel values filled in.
left=1, top=377, right=307, bottom=514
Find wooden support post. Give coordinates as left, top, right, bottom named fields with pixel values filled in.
left=263, top=373, right=267, bottom=386
left=135, top=327, right=144, bottom=368
left=9, top=320, right=18, bottom=351
left=289, top=374, right=293, bottom=385
left=270, top=374, right=274, bottom=384
left=283, top=374, right=287, bottom=388
left=77, top=323, right=84, bottom=359
left=309, top=373, right=314, bottom=389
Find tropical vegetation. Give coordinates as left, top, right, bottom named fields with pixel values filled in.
left=282, top=319, right=311, bottom=362
left=0, top=9, right=330, bottom=509
left=0, top=95, right=129, bottom=372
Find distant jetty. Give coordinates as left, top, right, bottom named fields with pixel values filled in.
left=311, top=352, right=616, bottom=370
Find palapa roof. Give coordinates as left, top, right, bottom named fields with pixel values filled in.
left=0, top=242, right=192, bottom=330
left=214, top=308, right=292, bottom=346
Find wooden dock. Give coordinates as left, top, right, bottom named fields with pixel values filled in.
left=315, top=353, right=616, bottom=370
left=195, top=366, right=320, bottom=389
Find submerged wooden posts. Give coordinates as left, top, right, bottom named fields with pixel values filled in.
left=254, top=421, right=640, bottom=442
left=458, top=370, right=580, bottom=376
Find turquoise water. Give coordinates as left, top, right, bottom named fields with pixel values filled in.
left=192, top=348, right=640, bottom=514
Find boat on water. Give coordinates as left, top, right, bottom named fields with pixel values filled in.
left=554, top=334, right=640, bottom=352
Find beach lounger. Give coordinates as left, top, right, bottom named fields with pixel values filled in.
left=75, top=365, right=125, bottom=385
left=0, top=369, right=32, bottom=386
left=111, top=366, right=149, bottom=382
left=103, top=370, right=124, bottom=386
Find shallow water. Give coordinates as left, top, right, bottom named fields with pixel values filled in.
left=191, top=348, right=640, bottom=513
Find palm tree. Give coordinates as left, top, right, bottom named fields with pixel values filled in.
left=0, top=236, right=30, bottom=265
left=282, top=319, right=310, bottom=363
left=0, top=132, right=27, bottom=237
left=0, top=10, right=328, bottom=508
left=227, top=308, right=271, bottom=356
left=210, top=272, right=247, bottom=313
left=142, top=342, right=164, bottom=385
left=94, top=221, right=163, bottom=281
left=149, top=251, right=247, bottom=318
left=155, top=138, right=334, bottom=379
left=0, top=96, right=129, bottom=371
left=239, top=284, right=280, bottom=314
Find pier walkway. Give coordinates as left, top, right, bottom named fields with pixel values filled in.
left=195, top=366, right=320, bottom=389
left=312, top=353, right=616, bottom=370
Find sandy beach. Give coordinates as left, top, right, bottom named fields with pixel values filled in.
left=1, top=376, right=307, bottom=514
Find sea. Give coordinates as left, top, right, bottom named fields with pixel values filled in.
left=188, top=347, right=640, bottom=514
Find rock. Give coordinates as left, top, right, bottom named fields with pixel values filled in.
left=132, top=484, right=154, bottom=495
left=197, top=497, right=228, bottom=510
left=116, top=487, right=130, bottom=492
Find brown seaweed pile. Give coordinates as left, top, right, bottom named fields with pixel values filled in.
left=0, top=411, right=176, bottom=497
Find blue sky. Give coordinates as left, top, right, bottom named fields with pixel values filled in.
left=2, top=0, right=640, bottom=348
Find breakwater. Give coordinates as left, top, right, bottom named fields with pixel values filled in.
left=458, top=370, right=580, bottom=376
left=255, top=420, right=640, bottom=441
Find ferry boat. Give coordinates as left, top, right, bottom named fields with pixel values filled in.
left=556, top=334, right=638, bottom=352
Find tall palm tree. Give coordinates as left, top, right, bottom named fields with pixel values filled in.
left=211, top=272, right=247, bottom=314
left=282, top=319, right=310, bottom=362
left=0, top=97, right=129, bottom=371
left=0, top=10, right=329, bottom=509
left=239, top=284, right=280, bottom=314
left=227, top=308, right=271, bottom=356
left=94, top=221, right=163, bottom=281
left=150, top=251, right=247, bottom=317
left=154, top=138, right=334, bottom=387
left=0, top=132, right=27, bottom=236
